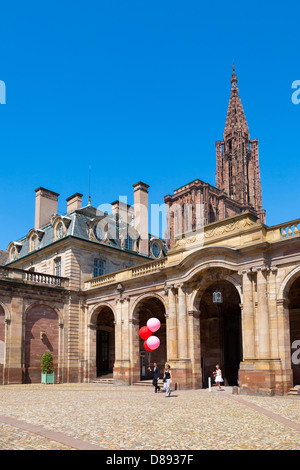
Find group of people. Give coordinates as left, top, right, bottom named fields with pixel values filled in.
left=149, top=363, right=224, bottom=395
left=148, top=363, right=172, bottom=397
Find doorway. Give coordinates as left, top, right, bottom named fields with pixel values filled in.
left=199, top=280, right=242, bottom=387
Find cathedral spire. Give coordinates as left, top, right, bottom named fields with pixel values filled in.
left=224, top=64, right=249, bottom=138
left=215, top=64, right=266, bottom=224
left=231, top=62, right=237, bottom=86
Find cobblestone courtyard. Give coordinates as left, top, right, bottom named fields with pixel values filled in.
left=0, top=383, right=299, bottom=450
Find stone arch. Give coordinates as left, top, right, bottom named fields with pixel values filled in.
left=24, top=303, right=60, bottom=384
left=0, top=299, right=11, bottom=324
left=0, top=303, right=6, bottom=382
left=189, top=268, right=242, bottom=388
left=280, top=267, right=300, bottom=386
left=88, top=302, right=116, bottom=326
left=88, top=303, right=116, bottom=378
left=278, top=266, right=300, bottom=301
left=130, top=293, right=167, bottom=383
left=131, top=292, right=167, bottom=322
left=190, top=268, right=242, bottom=312
left=24, top=301, right=64, bottom=327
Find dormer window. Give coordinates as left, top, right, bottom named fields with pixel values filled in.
left=94, top=224, right=104, bottom=241
left=56, top=223, right=64, bottom=240
left=31, top=235, right=38, bottom=251
left=125, top=235, right=133, bottom=251
left=7, top=242, right=22, bottom=262
left=51, top=215, right=69, bottom=242
left=152, top=243, right=160, bottom=258
left=10, top=246, right=17, bottom=262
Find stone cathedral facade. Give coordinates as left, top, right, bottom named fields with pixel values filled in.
left=0, top=67, right=299, bottom=395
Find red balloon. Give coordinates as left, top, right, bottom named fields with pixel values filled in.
left=139, top=326, right=152, bottom=341
left=144, top=341, right=153, bottom=352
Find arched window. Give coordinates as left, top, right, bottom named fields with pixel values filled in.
left=56, top=223, right=64, bottom=240
left=10, top=246, right=17, bottom=262
left=31, top=235, right=38, bottom=251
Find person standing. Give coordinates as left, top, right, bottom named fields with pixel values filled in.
left=148, top=363, right=160, bottom=393
left=214, top=364, right=224, bottom=391
left=163, top=364, right=172, bottom=397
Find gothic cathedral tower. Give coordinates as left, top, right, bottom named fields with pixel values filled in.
left=216, top=65, right=266, bottom=224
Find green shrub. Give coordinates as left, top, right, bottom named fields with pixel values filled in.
left=41, top=353, right=54, bottom=374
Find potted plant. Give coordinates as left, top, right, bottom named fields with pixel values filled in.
left=41, top=353, right=55, bottom=384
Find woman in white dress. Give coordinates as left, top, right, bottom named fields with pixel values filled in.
left=163, top=364, right=172, bottom=397
left=214, top=364, right=223, bottom=391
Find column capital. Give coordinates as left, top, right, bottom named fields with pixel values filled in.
left=164, top=283, right=177, bottom=292
left=176, top=283, right=190, bottom=295
left=187, top=309, right=200, bottom=319
left=252, top=264, right=270, bottom=274
left=238, top=268, right=252, bottom=277
left=276, top=298, right=289, bottom=308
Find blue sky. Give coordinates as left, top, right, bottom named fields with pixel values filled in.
left=0, top=0, right=299, bottom=248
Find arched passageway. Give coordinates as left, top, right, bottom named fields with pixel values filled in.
left=199, top=280, right=242, bottom=387
left=288, top=276, right=300, bottom=385
left=95, top=306, right=115, bottom=377
left=0, top=305, right=5, bottom=384
left=133, top=296, right=167, bottom=381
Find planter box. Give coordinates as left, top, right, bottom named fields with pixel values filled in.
left=41, top=373, right=55, bottom=384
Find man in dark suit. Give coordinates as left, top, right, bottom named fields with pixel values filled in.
left=149, top=363, right=160, bottom=393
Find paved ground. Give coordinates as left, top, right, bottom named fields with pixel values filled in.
left=0, top=383, right=299, bottom=450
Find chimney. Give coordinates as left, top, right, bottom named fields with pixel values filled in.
left=133, top=181, right=149, bottom=256
left=66, top=193, right=83, bottom=213
left=35, top=187, right=59, bottom=229
left=111, top=199, right=134, bottom=225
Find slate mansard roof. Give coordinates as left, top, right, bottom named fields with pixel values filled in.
left=6, top=204, right=167, bottom=263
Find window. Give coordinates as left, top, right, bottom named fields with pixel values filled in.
left=10, top=247, right=17, bottom=262
left=56, top=223, right=64, bottom=240
left=94, top=259, right=105, bottom=278
left=125, top=236, right=133, bottom=251
left=152, top=243, right=160, bottom=258
left=31, top=235, right=38, bottom=251
left=94, top=224, right=104, bottom=241
left=54, top=258, right=62, bottom=277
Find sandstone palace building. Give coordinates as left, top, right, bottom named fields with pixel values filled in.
left=0, top=66, right=299, bottom=395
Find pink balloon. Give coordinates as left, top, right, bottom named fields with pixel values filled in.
left=147, top=317, right=161, bottom=333
left=146, top=336, right=160, bottom=351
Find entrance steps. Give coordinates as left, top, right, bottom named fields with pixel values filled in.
left=287, top=385, right=300, bottom=396
left=91, top=374, right=114, bottom=384
left=133, top=380, right=154, bottom=387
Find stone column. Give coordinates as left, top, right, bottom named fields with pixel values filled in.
left=113, top=297, right=132, bottom=386
left=239, top=265, right=283, bottom=395
left=167, top=286, right=178, bottom=361
left=58, top=320, right=64, bottom=384
left=277, top=298, right=293, bottom=394
left=86, top=322, right=97, bottom=382
left=187, top=307, right=201, bottom=388
left=268, top=267, right=280, bottom=359
left=169, top=284, right=192, bottom=389
left=239, top=269, right=255, bottom=359
left=3, top=317, right=11, bottom=385
left=177, top=284, right=188, bottom=360
left=129, top=316, right=140, bottom=385
left=7, top=295, right=23, bottom=383
left=255, top=266, right=270, bottom=359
